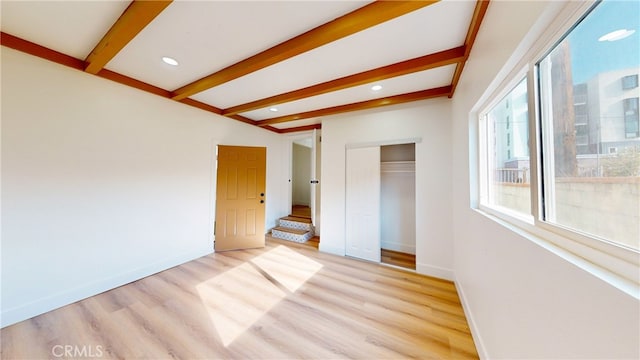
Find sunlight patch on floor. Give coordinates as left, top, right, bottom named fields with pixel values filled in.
left=196, top=245, right=323, bottom=347
left=250, top=245, right=323, bottom=293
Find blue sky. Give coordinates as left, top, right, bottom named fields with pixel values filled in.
left=568, top=0, right=639, bottom=84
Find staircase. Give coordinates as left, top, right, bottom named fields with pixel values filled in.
left=271, top=215, right=314, bottom=243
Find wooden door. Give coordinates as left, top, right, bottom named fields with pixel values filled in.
left=215, top=145, right=266, bottom=251
left=345, top=146, right=381, bottom=262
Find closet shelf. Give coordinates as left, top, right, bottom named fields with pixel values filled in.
left=381, top=161, right=415, bottom=173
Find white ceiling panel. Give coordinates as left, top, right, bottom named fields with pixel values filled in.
left=244, top=64, right=456, bottom=121
left=106, top=0, right=370, bottom=91
left=190, top=0, right=474, bottom=109
left=0, top=1, right=129, bottom=59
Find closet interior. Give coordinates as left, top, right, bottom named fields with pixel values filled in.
left=380, top=143, right=416, bottom=270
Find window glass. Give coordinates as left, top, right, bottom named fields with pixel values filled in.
left=624, top=97, right=639, bottom=138
left=537, top=0, right=639, bottom=249
left=484, top=79, right=531, bottom=216
left=622, top=74, right=639, bottom=90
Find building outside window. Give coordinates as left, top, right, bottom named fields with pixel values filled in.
left=481, top=78, right=530, bottom=217
left=479, top=0, right=639, bottom=253
left=624, top=97, right=639, bottom=138
left=622, top=74, right=639, bottom=89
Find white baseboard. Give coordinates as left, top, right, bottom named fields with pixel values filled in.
left=381, top=241, right=416, bottom=255
left=416, top=262, right=454, bottom=281
left=1, top=247, right=212, bottom=328
left=455, top=280, right=488, bottom=360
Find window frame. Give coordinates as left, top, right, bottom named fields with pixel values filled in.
left=474, top=0, right=639, bottom=296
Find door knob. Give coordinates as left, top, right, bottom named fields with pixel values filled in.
left=260, top=200, right=264, bottom=204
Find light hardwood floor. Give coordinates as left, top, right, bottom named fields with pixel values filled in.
left=381, top=248, right=416, bottom=270
left=291, top=205, right=311, bottom=219
left=1, top=238, right=478, bottom=359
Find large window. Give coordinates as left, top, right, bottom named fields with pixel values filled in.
left=537, top=0, right=639, bottom=250
left=479, top=0, right=639, bottom=262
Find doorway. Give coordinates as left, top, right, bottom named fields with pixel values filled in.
left=289, top=130, right=320, bottom=233
left=345, top=141, right=417, bottom=270
left=292, top=140, right=312, bottom=217
left=380, top=143, right=416, bottom=270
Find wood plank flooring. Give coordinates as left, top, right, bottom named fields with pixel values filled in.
left=0, top=238, right=477, bottom=359
left=381, top=248, right=416, bottom=270
left=291, top=205, right=311, bottom=218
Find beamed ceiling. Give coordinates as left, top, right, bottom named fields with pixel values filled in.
left=1, top=0, right=489, bottom=133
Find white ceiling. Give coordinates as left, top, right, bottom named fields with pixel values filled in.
left=107, top=1, right=370, bottom=90
left=1, top=1, right=130, bottom=59
left=1, top=0, right=485, bottom=132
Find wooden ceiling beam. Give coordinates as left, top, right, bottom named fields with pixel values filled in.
left=97, top=68, right=172, bottom=97
left=171, top=0, right=439, bottom=101
left=262, top=125, right=284, bottom=133
left=258, top=86, right=451, bottom=127
left=2, top=33, right=329, bottom=137
left=1, top=32, right=86, bottom=70
left=1, top=32, right=265, bottom=131
left=223, top=46, right=465, bottom=117
left=449, top=0, right=490, bottom=97
left=226, top=114, right=258, bottom=126
left=278, top=124, right=322, bottom=134
left=84, top=0, right=173, bottom=74
left=175, top=99, right=258, bottom=126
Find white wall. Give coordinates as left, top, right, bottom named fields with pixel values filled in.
left=320, top=100, right=453, bottom=279
left=451, top=1, right=640, bottom=358
left=1, top=48, right=289, bottom=327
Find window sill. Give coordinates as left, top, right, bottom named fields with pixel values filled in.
left=473, top=207, right=640, bottom=300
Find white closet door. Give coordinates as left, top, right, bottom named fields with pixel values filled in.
left=345, top=146, right=380, bottom=262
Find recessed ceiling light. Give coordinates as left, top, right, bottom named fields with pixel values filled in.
left=269, top=107, right=278, bottom=112
left=162, top=56, right=179, bottom=66
left=598, top=29, right=635, bottom=42
left=371, top=85, right=383, bottom=91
